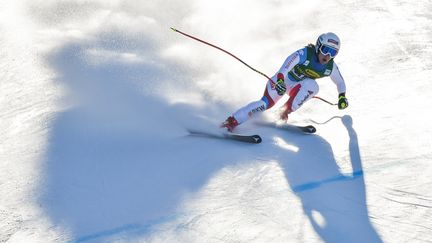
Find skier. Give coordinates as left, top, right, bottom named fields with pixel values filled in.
left=221, top=32, right=349, bottom=132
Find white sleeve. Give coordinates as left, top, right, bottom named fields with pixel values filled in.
left=275, top=50, right=302, bottom=80
left=330, top=62, right=346, bottom=94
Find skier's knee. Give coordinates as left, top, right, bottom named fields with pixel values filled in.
left=261, top=95, right=273, bottom=109
left=290, top=84, right=319, bottom=111
left=303, top=79, right=319, bottom=94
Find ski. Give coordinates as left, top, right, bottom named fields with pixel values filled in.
left=224, top=133, right=262, bottom=143
left=255, top=121, right=316, bottom=134
left=187, top=129, right=262, bottom=144
left=289, top=124, right=316, bottom=133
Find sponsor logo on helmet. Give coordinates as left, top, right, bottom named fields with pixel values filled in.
left=328, top=39, right=339, bottom=45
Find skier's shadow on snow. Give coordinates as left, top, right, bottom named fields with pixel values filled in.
left=40, top=34, right=242, bottom=241
left=276, top=115, right=382, bottom=243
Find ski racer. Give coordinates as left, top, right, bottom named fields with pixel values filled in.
left=221, top=32, right=349, bottom=132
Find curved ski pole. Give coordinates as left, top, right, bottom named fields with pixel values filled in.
left=312, top=96, right=338, bottom=106
left=170, top=27, right=273, bottom=82
left=171, top=27, right=337, bottom=106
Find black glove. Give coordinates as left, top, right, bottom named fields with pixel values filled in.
left=338, top=92, right=348, bottom=110
left=275, top=78, right=286, bottom=96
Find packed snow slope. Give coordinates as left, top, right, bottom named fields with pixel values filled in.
left=1, top=0, right=432, bottom=242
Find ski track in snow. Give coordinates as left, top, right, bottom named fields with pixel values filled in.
left=1, top=0, right=432, bottom=242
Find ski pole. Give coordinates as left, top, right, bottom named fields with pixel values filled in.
left=170, top=27, right=336, bottom=106
left=313, top=96, right=338, bottom=106
left=170, top=27, right=273, bottom=82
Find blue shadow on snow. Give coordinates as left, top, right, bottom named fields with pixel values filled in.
left=276, top=115, right=382, bottom=243
left=40, top=33, right=256, bottom=242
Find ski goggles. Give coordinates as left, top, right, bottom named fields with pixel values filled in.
left=319, top=45, right=338, bottom=58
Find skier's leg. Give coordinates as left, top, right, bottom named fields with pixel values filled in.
left=231, top=80, right=283, bottom=124
left=281, top=78, right=319, bottom=120
left=232, top=100, right=266, bottom=124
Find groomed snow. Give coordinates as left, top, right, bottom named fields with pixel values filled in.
left=1, top=0, right=431, bottom=242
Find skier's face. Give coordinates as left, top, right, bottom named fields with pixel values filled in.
left=318, top=52, right=332, bottom=64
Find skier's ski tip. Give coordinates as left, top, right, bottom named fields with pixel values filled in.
left=187, top=129, right=262, bottom=144
left=224, top=133, right=262, bottom=144
left=255, top=121, right=316, bottom=134
left=301, top=125, right=316, bottom=133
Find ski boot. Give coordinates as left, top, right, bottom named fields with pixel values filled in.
left=280, top=105, right=292, bottom=122
left=220, top=116, right=239, bottom=132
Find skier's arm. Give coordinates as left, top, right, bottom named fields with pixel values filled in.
left=272, top=49, right=302, bottom=95
left=330, top=62, right=346, bottom=94
left=330, top=62, right=348, bottom=109
left=276, top=49, right=303, bottom=80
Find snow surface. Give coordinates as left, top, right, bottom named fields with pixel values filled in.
left=1, top=0, right=432, bottom=242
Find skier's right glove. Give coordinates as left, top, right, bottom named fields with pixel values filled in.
left=275, top=73, right=286, bottom=96
left=338, top=93, right=348, bottom=110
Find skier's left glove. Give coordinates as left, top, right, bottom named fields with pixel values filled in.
left=274, top=73, right=286, bottom=96
left=338, top=93, right=348, bottom=110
